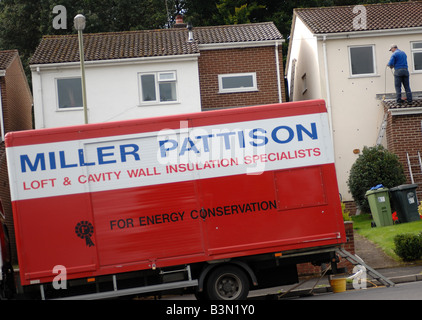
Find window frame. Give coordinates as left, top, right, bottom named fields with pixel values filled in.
left=139, top=71, right=178, bottom=105
left=218, top=72, right=258, bottom=94
left=55, top=77, right=83, bottom=110
left=348, top=45, right=377, bottom=77
left=411, top=41, right=422, bottom=73
left=301, top=73, right=307, bottom=95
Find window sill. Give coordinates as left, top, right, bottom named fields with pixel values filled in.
left=56, top=107, right=84, bottom=112
left=348, top=74, right=380, bottom=79
left=138, top=101, right=180, bottom=107
left=218, top=89, right=259, bottom=94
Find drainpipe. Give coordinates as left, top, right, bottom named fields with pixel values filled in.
left=36, top=66, right=46, bottom=129
left=322, top=36, right=334, bottom=144
left=275, top=41, right=282, bottom=103
left=0, top=81, right=4, bottom=141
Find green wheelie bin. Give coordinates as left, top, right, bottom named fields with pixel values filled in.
left=389, top=184, right=420, bottom=223
left=365, top=187, right=393, bottom=227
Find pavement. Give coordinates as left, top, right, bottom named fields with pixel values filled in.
left=248, top=232, right=422, bottom=300
left=163, top=232, right=422, bottom=300
left=352, top=232, right=422, bottom=284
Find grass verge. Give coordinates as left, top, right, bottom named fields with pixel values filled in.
left=352, top=214, right=422, bottom=261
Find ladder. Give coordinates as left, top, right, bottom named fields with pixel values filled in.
left=336, top=248, right=395, bottom=287
left=406, top=151, right=422, bottom=184
left=376, top=112, right=388, bottom=145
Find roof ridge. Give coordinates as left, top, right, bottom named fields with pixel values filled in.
left=40, top=22, right=277, bottom=39
left=294, top=0, right=422, bottom=12
left=41, top=28, right=187, bottom=39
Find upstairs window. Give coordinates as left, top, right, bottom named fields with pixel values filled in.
left=349, top=45, right=376, bottom=76
left=140, top=71, right=177, bottom=104
left=57, top=78, right=83, bottom=109
left=218, top=73, right=257, bottom=93
left=411, top=42, right=422, bottom=72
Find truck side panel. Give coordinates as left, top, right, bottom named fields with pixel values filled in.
left=92, top=181, right=205, bottom=267
left=198, top=164, right=343, bottom=257
left=6, top=100, right=346, bottom=286
left=12, top=195, right=97, bottom=283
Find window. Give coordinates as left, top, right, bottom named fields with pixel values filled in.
left=139, top=71, right=177, bottom=104
left=411, top=42, right=422, bottom=72
left=301, top=73, right=307, bottom=95
left=57, top=78, right=83, bottom=109
left=349, top=45, right=376, bottom=76
left=218, top=73, right=257, bottom=93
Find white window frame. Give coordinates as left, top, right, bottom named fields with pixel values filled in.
left=218, top=72, right=258, bottom=94
left=55, top=77, right=83, bottom=110
left=411, top=41, right=422, bottom=73
left=139, top=71, right=178, bottom=105
left=348, top=45, right=377, bottom=77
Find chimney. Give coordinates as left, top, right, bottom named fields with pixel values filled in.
left=187, top=22, right=194, bottom=42
left=174, top=15, right=187, bottom=28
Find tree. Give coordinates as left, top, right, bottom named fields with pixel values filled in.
left=183, top=0, right=220, bottom=27
left=215, top=0, right=265, bottom=25
left=0, top=0, right=407, bottom=85
left=347, top=145, right=406, bottom=213
left=0, top=0, right=173, bottom=81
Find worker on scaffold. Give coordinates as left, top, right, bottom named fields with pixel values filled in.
left=387, top=44, right=413, bottom=104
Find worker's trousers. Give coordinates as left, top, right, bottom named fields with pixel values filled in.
left=394, top=68, right=412, bottom=103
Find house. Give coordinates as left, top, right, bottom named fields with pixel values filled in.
left=29, top=21, right=285, bottom=129
left=285, top=1, right=422, bottom=211
left=0, top=50, right=33, bottom=262
left=383, top=99, right=422, bottom=200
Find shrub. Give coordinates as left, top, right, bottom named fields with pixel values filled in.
left=347, top=145, right=406, bottom=213
left=341, top=202, right=352, bottom=221
left=394, top=233, right=422, bottom=261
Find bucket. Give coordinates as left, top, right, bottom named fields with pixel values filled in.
left=330, top=278, right=346, bottom=293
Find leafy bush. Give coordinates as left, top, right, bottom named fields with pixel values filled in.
left=341, top=202, right=352, bottom=221
left=347, top=145, right=406, bottom=213
left=394, top=233, right=422, bottom=261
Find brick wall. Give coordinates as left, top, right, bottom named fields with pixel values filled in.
left=198, top=46, right=285, bottom=110
left=297, top=222, right=355, bottom=276
left=0, top=54, right=33, bottom=264
left=384, top=106, right=422, bottom=198
left=2, top=56, right=33, bottom=133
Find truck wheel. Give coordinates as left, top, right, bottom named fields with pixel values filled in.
left=206, top=265, right=249, bottom=300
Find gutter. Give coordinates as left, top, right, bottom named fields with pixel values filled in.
left=198, top=39, right=284, bottom=51
left=30, top=54, right=201, bottom=71
left=316, top=26, right=422, bottom=40
left=389, top=107, right=422, bottom=116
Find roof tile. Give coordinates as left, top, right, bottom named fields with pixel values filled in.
left=30, top=22, right=282, bottom=65
left=0, top=50, right=18, bottom=70
left=383, top=99, right=422, bottom=110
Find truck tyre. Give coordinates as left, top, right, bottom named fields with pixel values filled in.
left=206, top=265, right=249, bottom=300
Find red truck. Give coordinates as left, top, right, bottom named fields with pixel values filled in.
left=1, top=99, right=346, bottom=300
